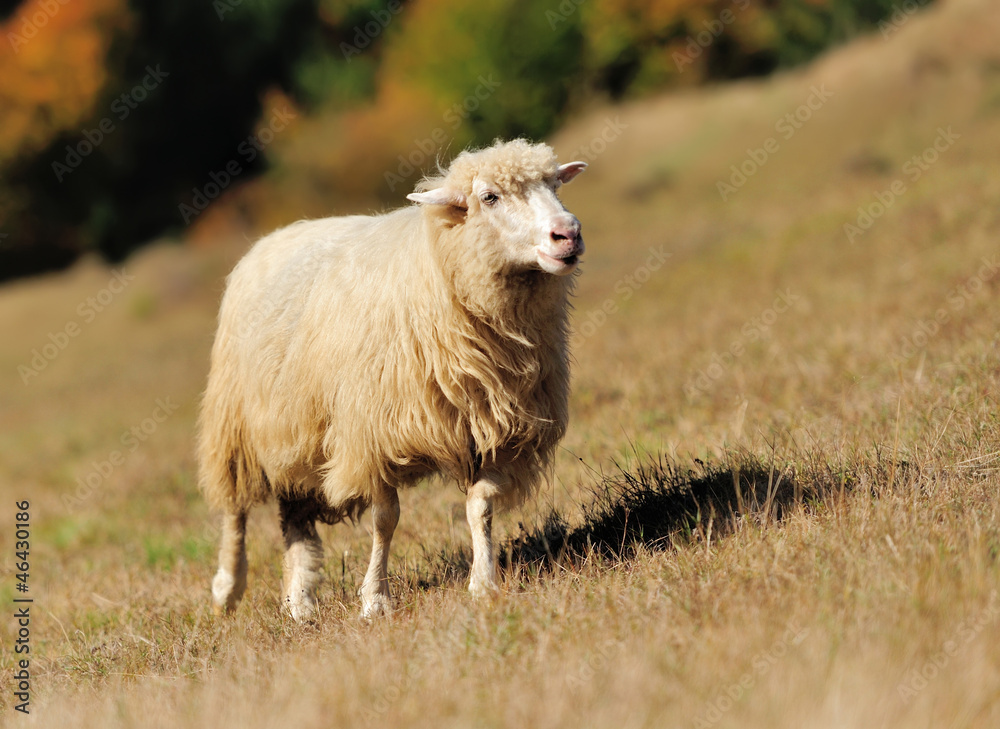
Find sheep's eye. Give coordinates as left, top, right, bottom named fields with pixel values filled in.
left=480, top=192, right=499, bottom=206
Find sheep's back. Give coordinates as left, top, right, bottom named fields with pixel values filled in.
left=210, top=208, right=431, bottom=490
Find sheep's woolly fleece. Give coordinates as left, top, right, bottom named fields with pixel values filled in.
left=198, top=137, right=584, bottom=619
left=198, top=138, right=579, bottom=522
left=416, top=138, right=561, bottom=196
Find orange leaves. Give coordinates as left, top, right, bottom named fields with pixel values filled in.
left=0, top=0, right=131, bottom=164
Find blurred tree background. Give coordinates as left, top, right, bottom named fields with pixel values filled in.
left=0, top=0, right=921, bottom=282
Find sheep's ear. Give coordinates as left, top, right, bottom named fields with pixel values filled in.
left=407, top=188, right=467, bottom=208
left=557, top=161, right=588, bottom=184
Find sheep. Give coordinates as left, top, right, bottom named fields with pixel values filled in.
left=197, top=138, right=587, bottom=620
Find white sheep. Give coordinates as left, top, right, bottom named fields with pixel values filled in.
left=197, top=139, right=587, bottom=620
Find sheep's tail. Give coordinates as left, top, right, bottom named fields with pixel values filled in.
left=197, top=383, right=269, bottom=513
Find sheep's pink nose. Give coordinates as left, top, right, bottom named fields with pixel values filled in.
left=550, top=224, right=580, bottom=245
left=549, top=223, right=583, bottom=257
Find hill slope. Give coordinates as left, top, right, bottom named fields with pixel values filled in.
left=1, top=0, right=999, bottom=726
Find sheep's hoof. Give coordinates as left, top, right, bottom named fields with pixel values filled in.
left=360, top=591, right=393, bottom=620
left=211, top=569, right=243, bottom=616
left=468, top=578, right=500, bottom=602
left=285, top=591, right=319, bottom=623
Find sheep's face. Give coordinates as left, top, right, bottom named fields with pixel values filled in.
left=408, top=161, right=587, bottom=277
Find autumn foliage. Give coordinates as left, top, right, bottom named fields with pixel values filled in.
left=0, top=0, right=919, bottom=279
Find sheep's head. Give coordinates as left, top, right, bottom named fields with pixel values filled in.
left=408, top=140, right=587, bottom=277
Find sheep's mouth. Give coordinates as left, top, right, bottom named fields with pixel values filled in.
left=536, top=249, right=580, bottom=276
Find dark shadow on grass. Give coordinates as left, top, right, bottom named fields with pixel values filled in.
left=500, top=454, right=803, bottom=572
left=407, top=453, right=821, bottom=591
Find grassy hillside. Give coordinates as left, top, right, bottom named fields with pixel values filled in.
left=1, top=0, right=999, bottom=725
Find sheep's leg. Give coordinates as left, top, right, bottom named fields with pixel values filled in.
left=360, top=485, right=400, bottom=619
left=212, top=510, right=248, bottom=615
left=279, top=497, right=324, bottom=622
left=467, top=478, right=500, bottom=599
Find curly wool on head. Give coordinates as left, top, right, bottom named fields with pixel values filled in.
left=416, top=138, right=561, bottom=197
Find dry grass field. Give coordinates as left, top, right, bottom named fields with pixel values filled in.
left=2, top=0, right=1000, bottom=726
